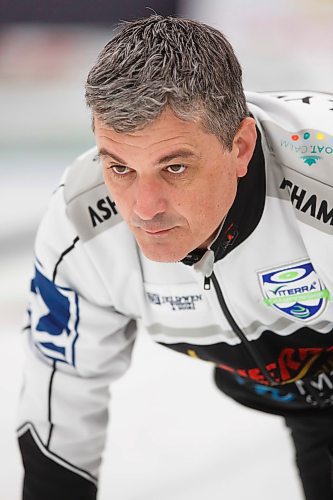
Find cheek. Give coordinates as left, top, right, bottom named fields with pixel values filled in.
left=114, top=195, right=132, bottom=219
left=190, top=179, right=234, bottom=226
left=180, top=195, right=213, bottom=230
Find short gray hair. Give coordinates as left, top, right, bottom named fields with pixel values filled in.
left=85, top=15, right=248, bottom=149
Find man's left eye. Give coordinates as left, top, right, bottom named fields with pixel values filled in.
left=166, top=164, right=186, bottom=174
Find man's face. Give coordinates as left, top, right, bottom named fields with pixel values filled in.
left=95, top=108, right=256, bottom=262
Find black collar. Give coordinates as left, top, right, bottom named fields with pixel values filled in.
left=181, top=126, right=266, bottom=266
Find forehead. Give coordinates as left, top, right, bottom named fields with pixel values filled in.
left=93, top=107, right=220, bottom=154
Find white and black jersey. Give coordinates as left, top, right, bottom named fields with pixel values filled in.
left=18, top=91, right=333, bottom=499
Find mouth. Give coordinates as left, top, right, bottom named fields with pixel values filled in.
left=141, top=227, right=175, bottom=236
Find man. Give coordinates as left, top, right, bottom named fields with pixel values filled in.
left=18, top=15, right=333, bottom=500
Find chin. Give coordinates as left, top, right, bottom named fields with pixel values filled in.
left=138, top=243, right=188, bottom=263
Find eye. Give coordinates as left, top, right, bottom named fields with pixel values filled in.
left=109, top=165, right=131, bottom=175
left=165, top=164, right=186, bottom=174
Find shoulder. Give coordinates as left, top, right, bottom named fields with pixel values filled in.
left=246, top=91, right=333, bottom=187
left=246, top=90, right=333, bottom=142
left=246, top=90, right=333, bottom=119
left=62, top=147, right=123, bottom=243
left=246, top=91, right=333, bottom=236
left=34, top=147, right=132, bottom=298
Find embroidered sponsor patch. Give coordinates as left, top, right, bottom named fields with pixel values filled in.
left=30, top=265, right=79, bottom=365
left=258, top=260, right=330, bottom=321
left=144, top=282, right=207, bottom=313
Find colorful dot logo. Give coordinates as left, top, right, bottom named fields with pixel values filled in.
left=290, top=131, right=327, bottom=142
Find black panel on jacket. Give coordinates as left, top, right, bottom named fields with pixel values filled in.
left=211, top=125, right=266, bottom=262
left=19, top=429, right=97, bottom=500
left=181, top=126, right=266, bottom=267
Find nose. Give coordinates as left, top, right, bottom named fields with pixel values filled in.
left=132, top=176, right=167, bottom=221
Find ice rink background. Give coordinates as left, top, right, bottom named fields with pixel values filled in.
left=1, top=0, right=333, bottom=498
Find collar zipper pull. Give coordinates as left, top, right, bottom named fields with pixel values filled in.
left=192, top=249, right=214, bottom=291
left=204, top=275, right=211, bottom=290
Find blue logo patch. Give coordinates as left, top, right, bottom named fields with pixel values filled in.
left=258, top=260, right=329, bottom=321
left=30, top=266, right=79, bottom=365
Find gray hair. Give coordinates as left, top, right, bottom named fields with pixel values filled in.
left=85, top=15, right=248, bottom=150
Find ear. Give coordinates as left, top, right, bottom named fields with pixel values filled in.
left=232, top=117, right=257, bottom=178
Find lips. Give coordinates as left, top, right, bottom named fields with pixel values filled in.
left=143, top=228, right=173, bottom=234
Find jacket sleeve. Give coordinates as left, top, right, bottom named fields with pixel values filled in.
left=17, top=184, right=137, bottom=499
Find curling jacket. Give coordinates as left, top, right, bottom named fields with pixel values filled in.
left=18, top=91, right=333, bottom=499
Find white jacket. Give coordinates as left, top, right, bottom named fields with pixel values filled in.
left=18, top=91, right=333, bottom=498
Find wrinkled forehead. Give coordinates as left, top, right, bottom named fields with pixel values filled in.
left=93, top=109, right=227, bottom=166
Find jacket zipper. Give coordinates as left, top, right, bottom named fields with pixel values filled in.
left=209, top=271, right=280, bottom=387
left=204, top=275, right=211, bottom=290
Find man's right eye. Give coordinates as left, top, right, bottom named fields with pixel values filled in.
left=109, top=165, right=131, bottom=175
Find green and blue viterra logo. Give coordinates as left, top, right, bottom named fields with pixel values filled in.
left=259, top=261, right=330, bottom=321
left=280, top=130, right=333, bottom=166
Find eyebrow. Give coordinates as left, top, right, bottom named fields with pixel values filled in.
left=97, top=148, right=200, bottom=165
